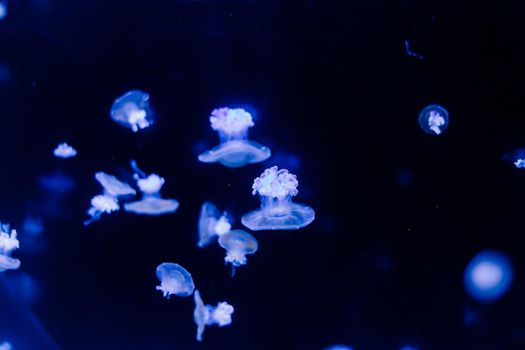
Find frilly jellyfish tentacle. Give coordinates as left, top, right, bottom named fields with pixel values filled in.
left=418, top=104, right=449, bottom=135
left=130, top=159, right=146, bottom=178
left=218, top=230, right=257, bottom=275
left=155, top=262, right=195, bottom=298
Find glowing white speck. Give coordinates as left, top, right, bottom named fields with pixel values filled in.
left=53, top=142, right=77, bottom=158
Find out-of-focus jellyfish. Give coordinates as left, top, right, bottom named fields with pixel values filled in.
left=38, top=172, right=75, bottom=193
left=218, top=230, right=257, bottom=276
left=95, top=172, right=136, bottom=197
left=193, top=290, right=234, bottom=341
left=155, top=262, right=195, bottom=298
left=0, top=1, right=6, bottom=21
left=124, top=161, right=179, bottom=215
left=418, top=104, right=449, bottom=135
left=22, top=215, right=43, bottom=236
left=464, top=250, right=514, bottom=303
left=242, top=166, right=315, bottom=230
left=110, top=90, right=153, bottom=132
left=0, top=342, right=12, bottom=350
left=400, top=346, right=418, bottom=350
left=198, top=202, right=231, bottom=248
left=323, top=345, right=354, bottom=350
left=514, top=159, right=525, bottom=168
left=53, top=142, right=77, bottom=158
left=198, top=107, right=271, bottom=167
left=0, top=223, right=20, bottom=272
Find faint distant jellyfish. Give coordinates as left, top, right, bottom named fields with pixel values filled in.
left=0, top=342, right=12, bottom=350
left=0, top=1, right=6, bottom=21
left=218, top=230, right=257, bottom=276
left=197, top=202, right=231, bottom=248
left=155, top=262, right=195, bottom=298
left=418, top=104, right=449, bottom=135
left=110, top=90, right=153, bottom=132
left=53, top=142, right=77, bottom=158
left=198, top=107, right=271, bottom=167
left=0, top=223, right=21, bottom=272
left=514, top=159, right=525, bottom=168
left=193, top=290, right=234, bottom=341
left=242, top=166, right=315, bottom=230
left=464, top=250, right=514, bottom=303
left=323, top=345, right=354, bottom=350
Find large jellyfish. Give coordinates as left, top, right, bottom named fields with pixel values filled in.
left=197, top=202, right=232, bottom=248
left=53, top=142, right=77, bottom=159
left=124, top=161, right=179, bottom=215
left=464, top=250, right=514, bottom=303
left=0, top=223, right=20, bottom=272
left=155, top=262, right=195, bottom=298
left=198, top=107, right=271, bottom=167
left=218, top=230, right=258, bottom=276
left=418, top=104, right=449, bottom=135
left=193, top=290, right=234, bottom=341
left=110, top=90, right=153, bottom=132
left=242, top=166, right=315, bottom=230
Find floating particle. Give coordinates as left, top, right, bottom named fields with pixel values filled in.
left=155, top=262, right=195, bottom=298
left=218, top=230, right=257, bottom=275
left=110, top=90, right=153, bottom=132
left=418, top=104, right=449, bottom=135
left=53, top=142, right=77, bottom=158
left=198, top=202, right=231, bottom=248
left=198, top=107, right=271, bottom=168
left=242, top=166, right=315, bottom=230
left=0, top=223, right=20, bottom=272
left=193, top=290, right=234, bottom=341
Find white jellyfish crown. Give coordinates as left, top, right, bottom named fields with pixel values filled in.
left=210, top=108, right=254, bottom=135
left=0, top=224, right=19, bottom=254
left=252, top=166, right=299, bottom=198
left=136, top=173, right=165, bottom=194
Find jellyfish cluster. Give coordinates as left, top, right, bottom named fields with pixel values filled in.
left=0, top=223, right=21, bottom=272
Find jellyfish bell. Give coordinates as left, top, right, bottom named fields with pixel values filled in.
left=110, top=90, right=153, bottom=132
left=53, top=142, right=77, bottom=159
left=198, top=202, right=231, bottom=248
left=155, top=263, right=195, bottom=298
left=218, top=230, right=258, bottom=269
left=124, top=197, right=179, bottom=215
left=418, top=104, right=449, bottom=135
left=193, top=290, right=234, bottom=342
left=0, top=224, right=21, bottom=272
left=84, top=194, right=120, bottom=226
left=95, top=172, right=136, bottom=197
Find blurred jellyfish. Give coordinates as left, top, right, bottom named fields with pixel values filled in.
left=514, top=159, right=525, bottom=168
left=95, top=172, right=136, bottom=197
left=400, top=346, right=418, bottom=350
left=22, top=215, right=43, bottom=236
left=242, top=166, right=315, bottom=230
left=464, top=250, right=514, bottom=303
left=198, top=202, right=231, bottom=248
left=193, top=290, right=234, bottom=341
left=0, top=223, right=20, bottom=272
left=53, top=142, right=77, bottom=158
left=39, top=172, right=75, bottom=193
left=323, top=345, right=354, bottom=350
left=0, top=342, right=12, bottom=350
left=418, top=104, right=449, bottom=135
left=155, top=262, right=195, bottom=298
left=110, top=90, right=153, bottom=132
left=0, top=1, right=6, bottom=21
left=218, top=230, right=257, bottom=276
left=198, top=107, right=271, bottom=167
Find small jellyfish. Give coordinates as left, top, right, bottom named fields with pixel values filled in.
left=418, top=104, right=449, bottom=135
left=218, top=230, right=257, bottom=276
left=110, top=90, right=153, bottom=132
left=53, top=142, right=77, bottom=158
left=198, top=107, right=271, bottom=168
left=514, top=159, right=525, bottom=168
left=241, top=166, right=315, bottom=230
left=193, top=290, right=234, bottom=341
left=197, top=202, right=231, bottom=248
left=0, top=1, right=6, bottom=21
left=95, top=172, right=136, bottom=197
left=155, top=262, right=195, bottom=298
left=323, top=345, right=354, bottom=350
left=0, top=223, right=21, bottom=272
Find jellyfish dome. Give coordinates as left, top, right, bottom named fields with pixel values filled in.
left=110, top=90, right=153, bottom=132
left=464, top=250, right=514, bottom=303
left=418, top=104, right=449, bottom=135
left=198, top=107, right=271, bottom=168
left=241, top=166, right=315, bottom=230
left=0, top=224, right=21, bottom=272
left=155, top=263, right=195, bottom=298
left=218, top=230, right=258, bottom=269
left=95, top=172, right=136, bottom=197
left=53, top=142, right=77, bottom=158
left=193, top=290, right=234, bottom=341
left=198, top=202, right=231, bottom=248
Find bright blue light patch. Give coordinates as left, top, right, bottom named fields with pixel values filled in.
left=400, top=346, right=418, bottom=350
left=514, top=159, right=525, bottom=168
left=418, top=104, right=449, bottom=135
left=464, top=250, right=513, bottom=303
left=0, top=342, right=12, bottom=350
left=22, top=215, right=43, bottom=236
left=0, top=1, right=7, bottom=21
left=323, top=345, right=354, bottom=350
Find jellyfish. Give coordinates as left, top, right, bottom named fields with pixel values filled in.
left=124, top=161, right=180, bottom=215
left=155, top=262, right=195, bottom=298
left=418, top=104, right=449, bottom=135
left=0, top=223, right=20, bottom=272
left=95, top=172, right=136, bottom=197
left=0, top=1, right=6, bottom=21
left=197, top=202, right=232, bottom=248
left=193, top=290, right=234, bottom=341
left=241, top=166, right=315, bottom=230
left=218, top=230, right=257, bottom=276
left=110, top=90, right=153, bottom=132
left=464, top=250, right=514, bottom=303
left=514, top=159, right=525, bottom=168
left=0, top=342, right=12, bottom=350
left=198, top=107, right=271, bottom=167
left=53, top=142, right=77, bottom=158
left=323, top=345, right=354, bottom=350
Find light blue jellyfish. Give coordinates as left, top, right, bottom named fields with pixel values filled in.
left=323, top=345, right=354, bottom=350
left=0, top=223, right=20, bottom=272
left=218, top=230, right=257, bottom=276
left=155, top=262, right=195, bottom=298
left=418, top=104, right=449, bottom=135
left=110, top=90, right=153, bottom=132
left=198, top=202, right=232, bottom=248
left=198, top=107, right=271, bottom=167
left=514, top=159, right=525, bottom=168
left=0, top=1, right=6, bottom=21
left=242, top=166, right=315, bottom=230
left=53, top=142, right=77, bottom=158
left=124, top=161, right=179, bottom=215
left=464, top=250, right=514, bottom=303
left=0, top=342, right=12, bottom=350
left=193, top=290, right=234, bottom=341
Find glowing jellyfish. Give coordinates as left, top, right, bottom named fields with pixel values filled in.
left=95, top=172, right=136, bottom=197
left=218, top=230, right=257, bottom=276
left=0, top=223, right=20, bottom=272
left=198, top=107, right=271, bottom=168
left=418, top=104, right=449, bottom=135
left=155, top=262, right=195, bottom=298
left=198, top=202, right=231, bottom=248
left=323, top=345, right=354, bottom=350
left=464, top=250, right=514, bottom=303
left=110, top=90, right=153, bottom=132
left=400, top=346, right=418, bottom=350
left=241, top=166, right=315, bottom=230
left=0, top=342, right=12, bottom=350
left=53, top=142, right=77, bottom=158
left=0, top=1, right=6, bottom=21
left=514, top=159, right=525, bottom=168
left=193, top=290, right=234, bottom=341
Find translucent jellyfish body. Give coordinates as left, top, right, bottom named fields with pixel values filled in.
left=198, top=202, right=231, bottom=248
left=155, top=263, right=195, bottom=298
left=198, top=107, right=271, bottom=167
left=110, top=90, right=153, bottom=132
left=418, top=104, right=449, bottom=135
left=95, top=172, right=136, bottom=197
left=193, top=290, right=234, bottom=341
left=514, top=159, right=525, bottom=168
left=218, top=230, right=257, bottom=275
left=464, top=250, right=514, bottom=303
left=0, top=1, right=6, bottom=21
left=53, top=142, right=77, bottom=158
left=242, top=166, right=315, bottom=230
left=0, top=224, right=20, bottom=272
